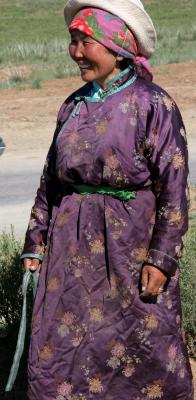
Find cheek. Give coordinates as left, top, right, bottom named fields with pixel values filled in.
left=69, top=44, right=75, bottom=59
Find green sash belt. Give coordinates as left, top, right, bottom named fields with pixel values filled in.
left=72, top=184, right=136, bottom=201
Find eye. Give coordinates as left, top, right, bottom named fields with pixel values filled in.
left=83, top=40, right=92, bottom=46
left=70, top=39, right=77, bottom=45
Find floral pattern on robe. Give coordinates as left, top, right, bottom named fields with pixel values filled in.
left=22, top=69, right=193, bottom=400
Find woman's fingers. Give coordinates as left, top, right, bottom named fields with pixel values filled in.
left=141, top=265, right=149, bottom=292
left=23, top=258, right=41, bottom=273
left=140, top=264, right=167, bottom=297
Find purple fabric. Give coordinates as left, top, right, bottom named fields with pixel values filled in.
left=23, top=69, right=193, bottom=399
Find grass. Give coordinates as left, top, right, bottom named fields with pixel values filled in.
left=180, top=190, right=196, bottom=357
left=0, top=0, right=195, bottom=88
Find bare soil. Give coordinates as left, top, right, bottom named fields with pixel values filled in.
left=0, top=61, right=196, bottom=156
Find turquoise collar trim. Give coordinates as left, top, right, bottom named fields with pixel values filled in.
left=92, top=65, right=132, bottom=95
left=76, top=66, right=137, bottom=103
left=56, top=66, right=137, bottom=144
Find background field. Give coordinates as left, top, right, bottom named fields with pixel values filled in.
left=0, top=0, right=196, bottom=88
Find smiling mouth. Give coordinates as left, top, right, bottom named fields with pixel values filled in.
left=78, top=65, right=92, bottom=69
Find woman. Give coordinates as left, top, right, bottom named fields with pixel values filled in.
left=21, top=0, right=193, bottom=399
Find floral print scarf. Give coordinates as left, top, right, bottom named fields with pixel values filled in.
left=69, top=7, right=153, bottom=81
left=69, top=7, right=137, bottom=59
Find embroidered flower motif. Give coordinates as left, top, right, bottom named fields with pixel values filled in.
left=168, top=209, right=184, bottom=226
left=119, top=101, right=130, bottom=114
left=89, top=306, right=104, bottom=321
left=103, top=149, right=129, bottom=186
left=63, top=130, right=92, bottom=163
left=57, top=381, right=73, bottom=396
left=144, top=313, right=159, bottom=330
left=107, top=274, right=119, bottom=299
left=107, top=341, right=140, bottom=378
left=47, top=276, right=60, bottom=291
left=28, top=218, right=37, bottom=230
left=39, top=344, right=53, bottom=360
left=89, top=238, right=104, bottom=254
left=129, top=116, right=137, bottom=126
left=65, top=255, right=93, bottom=278
left=56, top=210, right=70, bottom=226
left=166, top=345, right=186, bottom=378
left=57, top=310, right=86, bottom=342
left=176, top=315, right=181, bottom=325
left=105, top=154, right=120, bottom=169
left=105, top=207, right=127, bottom=240
left=133, top=247, right=148, bottom=263
left=145, top=383, right=164, bottom=399
left=168, top=345, right=177, bottom=360
left=89, top=377, right=103, bottom=393
left=180, top=127, right=186, bottom=139
left=175, top=244, right=182, bottom=257
left=172, top=150, right=185, bottom=169
left=96, top=119, right=109, bottom=134
left=32, top=207, right=44, bottom=221
left=179, top=368, right=185, bottom=378
left=111, top=342, right=126, bottom=358
left=122, top=364, right=135, bottom=377
left=162, top=95, right=175, bottom=111
left=153, top=91, right=175, bottom=112
left=71, top=335, right=83, bottom=347
left=34, top=242, right=45, bottom=256
left=62, top=311, right=76, bottom=326
left=107, top=356, right=121, bottom=369
left=103, top=165, right=112, bottom=178
left=57, top=324, right=70, bottom=338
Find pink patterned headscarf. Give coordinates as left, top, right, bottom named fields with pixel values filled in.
left=69, top=7, right=153, bottom=81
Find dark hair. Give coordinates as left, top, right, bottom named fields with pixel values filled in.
left=119, top=58, right=133, bottom=70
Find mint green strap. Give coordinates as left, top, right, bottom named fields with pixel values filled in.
left=72, top=184, right=136, bottom=201
left=5, top=271, right=39, bottom=392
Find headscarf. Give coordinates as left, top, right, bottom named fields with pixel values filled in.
left=69, top=7, right=153, bottom=81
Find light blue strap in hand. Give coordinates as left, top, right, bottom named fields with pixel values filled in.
left=5, top=271, right=39, bottom=392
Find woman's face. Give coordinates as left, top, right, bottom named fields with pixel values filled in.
left=69, top=30, right=123, bottom=89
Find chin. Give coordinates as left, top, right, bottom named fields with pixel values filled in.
left=81, top=77, right=94, bottom=83
left=80, top=71, right=95, bottom=82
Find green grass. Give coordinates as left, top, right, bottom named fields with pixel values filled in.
left=0, top=0, right=195, bottom=87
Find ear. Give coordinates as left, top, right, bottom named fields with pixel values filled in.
left=116, top=55, right=124, bottom=62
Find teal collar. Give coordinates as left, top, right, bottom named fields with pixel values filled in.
left=75, top=65, right=137, bottom=103
left=91, top=66, right=136, bottom=101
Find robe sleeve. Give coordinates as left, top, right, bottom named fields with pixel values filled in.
left=145, top=95, right=189, bottom=276
left=20, top=105, right=66, bottom=261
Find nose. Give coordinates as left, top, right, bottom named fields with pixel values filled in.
left=70, top=42, right=84, bottom=61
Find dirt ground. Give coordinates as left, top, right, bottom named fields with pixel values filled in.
left=0, top=61, right=196, bottom=396
left=0, top=61, right=196, bottom=155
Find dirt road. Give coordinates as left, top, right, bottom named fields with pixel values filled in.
left=0, top=61, right=196, bottom=238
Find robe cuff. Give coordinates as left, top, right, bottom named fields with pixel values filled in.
left=20, top=253, right=44, bottom=262
left=145, top=249, right=178, bottom=276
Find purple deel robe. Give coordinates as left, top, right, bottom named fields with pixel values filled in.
left=22, top=69, right=193, bottom=399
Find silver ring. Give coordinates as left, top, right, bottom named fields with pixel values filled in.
left=158, top=287, right=164, bottom=293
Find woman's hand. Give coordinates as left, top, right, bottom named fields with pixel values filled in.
left=23, top=258, right=41, bottom=273
left=140, top=263, right=167, bottom=298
